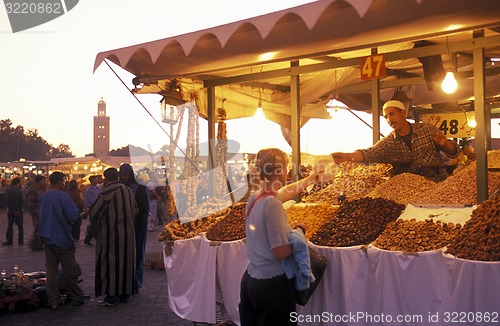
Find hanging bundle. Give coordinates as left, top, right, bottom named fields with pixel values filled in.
left=216, top=107, right=228, bottom=197
left=181, top=103, right=200, bottom=209
left=167, top=105, right=186, bottom=216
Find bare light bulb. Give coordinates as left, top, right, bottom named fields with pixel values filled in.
left=254, top=106, right=265, bottom=120
left=441, top=71, right=458, bottom=94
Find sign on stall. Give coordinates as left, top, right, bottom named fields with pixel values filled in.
left=360, top=54, right=386, bottom=80
left=421, top=112, right=476, bottom=138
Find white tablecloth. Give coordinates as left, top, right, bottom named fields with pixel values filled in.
left=163, top=234, right=218, bottom=324
left=163, top=234, right=248, bottom=325
left=297, top=244, right=500, bottom=326
left=163, top=236, right=500, bottom=326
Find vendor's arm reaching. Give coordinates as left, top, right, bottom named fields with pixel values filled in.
left=331, top=150, right=364, bottom=164
left=276, top=165, right=322, bottom=203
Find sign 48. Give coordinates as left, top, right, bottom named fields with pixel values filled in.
left=438, top=119, right=460, bottom=136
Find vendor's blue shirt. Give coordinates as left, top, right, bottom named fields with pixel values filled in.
left=39, top=189, right=81, bottom=250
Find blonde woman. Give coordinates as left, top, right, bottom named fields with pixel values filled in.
left=239, top=148, right=319, bottom=325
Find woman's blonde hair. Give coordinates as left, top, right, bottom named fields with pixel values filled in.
left=254, top=148, right=289, bottom=181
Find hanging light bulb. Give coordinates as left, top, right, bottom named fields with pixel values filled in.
left=254, top=101, right=265, bottom=120
left=254, top=88, right=265, bottom=120
left=441, top=71, right=458, bottom=94
left=441, top=37, right=458, bottom=94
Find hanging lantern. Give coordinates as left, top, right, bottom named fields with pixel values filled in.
left=161, top=98, right=181, bottom=125
left=160, top=79, right=186, bottom=125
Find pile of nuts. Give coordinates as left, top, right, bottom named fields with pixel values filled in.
left=304, top=162, right=390, bottom=205
left=158, top=207, right=229, bottom=241
left=368, top=173, right=436, bottom=204
left=445, top=193, right=500, bottom=261
left=206, top=202, right=247, bottom=241
left=416, top=161, right=500, bottom=205
left=310, top=197, right=405, bottom=247
left=373, top=219, right=462, bottom=252
left=286, top=203, right=338, bottom=240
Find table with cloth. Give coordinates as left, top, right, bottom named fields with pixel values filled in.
left=162, top=206, right=500, bottom=326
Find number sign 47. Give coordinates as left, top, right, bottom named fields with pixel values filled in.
left=360, top=54, right=386, bottom=80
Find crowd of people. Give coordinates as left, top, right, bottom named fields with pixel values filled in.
left=0, top=164, right=177, bottom=310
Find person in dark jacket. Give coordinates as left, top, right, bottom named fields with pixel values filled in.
left=119, top=163, right=150, bottom=290
left=3, top=177, right=24, bottom=246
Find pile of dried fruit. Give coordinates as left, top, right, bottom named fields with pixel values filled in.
left=374, top=219, right=462, bottom=252
left=158, top=207, right=230, bottom=241
left=368, top=173, right=436, bottom=204
left=445, top=193, right=500, bottom=261
left=206, top=202, right=247, bottom=241
left=310, top=197, right=405, bottom=247
left=286, top=203, right=337, bottom=240
left=416, top=161, right=500, bottom=205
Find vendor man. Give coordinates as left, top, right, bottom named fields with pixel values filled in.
left=331, top=100, right=459, bottom=182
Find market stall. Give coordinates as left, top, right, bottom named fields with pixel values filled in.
left=94, top=0, right=500, bottom=324
left=161, top=230, right=500, bottom=326
left=158, top=156, right=500, bottom=325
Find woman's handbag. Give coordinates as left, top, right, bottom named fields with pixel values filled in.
left=295, top=247, right=328, bottom=306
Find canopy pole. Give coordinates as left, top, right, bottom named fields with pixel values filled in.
left=473, top=31, right=488, bottom=203
left=207, top=86, right=217, bottom=198
left=371, top=48, right=381, bottom=145
left=290, top=61, right=301, bottom=201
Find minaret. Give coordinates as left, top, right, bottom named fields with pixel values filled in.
left=93, top=97, right=110, bottom=158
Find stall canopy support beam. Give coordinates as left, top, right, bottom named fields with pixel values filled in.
left=371, top=48, right=381, bottom=145
left=207, top=86, right=217, bottom=198
left=290, top=61, right=301, bottom=201
left=473, top=32, right=488, bottom=203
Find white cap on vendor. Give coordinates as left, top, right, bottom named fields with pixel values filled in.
left=383, top=100, right=406, bottom=111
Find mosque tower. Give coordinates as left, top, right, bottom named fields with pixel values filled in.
left=93, top=97, right=110, bottom=158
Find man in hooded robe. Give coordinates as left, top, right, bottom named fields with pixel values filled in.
left=89, top=167, right=137, bottom=306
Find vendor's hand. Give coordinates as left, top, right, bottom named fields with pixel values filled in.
left=432, top=131, right=448, bottom=148
left=331, top=152, right=349, bottom=164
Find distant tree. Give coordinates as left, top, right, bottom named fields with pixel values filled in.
left=22, top=128, right=52, bottom=160
left=50, top=144, right=74, bottom=158
left=0, top=119, right=74, bottom=161
left=109, top=144, right=151, bottom=156
left=109, top=145, right=130, bottom=156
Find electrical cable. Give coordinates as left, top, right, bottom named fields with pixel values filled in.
left=104, top=59, right=204, bottom=180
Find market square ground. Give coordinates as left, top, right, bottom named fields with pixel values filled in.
left=0, top=208, right=231, bottom=326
